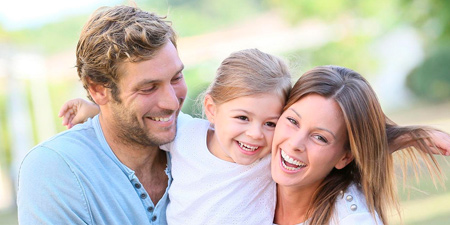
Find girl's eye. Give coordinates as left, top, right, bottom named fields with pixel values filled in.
left=236, top=116, right=248, bottom=121
left=314, top=135, right=328, bottom=144
left=265, top=122, right=276, bottom=128
left=287, top=117, right=298, bottom=126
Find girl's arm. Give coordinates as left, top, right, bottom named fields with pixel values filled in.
left=58, top=98, right=100, bottom=129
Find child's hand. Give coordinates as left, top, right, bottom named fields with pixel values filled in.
left=58, top=98, right=100, bottom=129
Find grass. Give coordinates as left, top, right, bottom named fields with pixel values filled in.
left=0, top=209, right=17, bottom=225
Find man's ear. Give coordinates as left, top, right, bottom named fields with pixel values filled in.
left=87, top=78, right=109, bottom=105
left=335, top=150, right=354, bottom=170
left=204, top=94, right=217, bottom=124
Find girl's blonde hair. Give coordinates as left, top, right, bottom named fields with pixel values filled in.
left=204, top=49, right=292, bottom=106
left=286, top=65, right=443, bottom=225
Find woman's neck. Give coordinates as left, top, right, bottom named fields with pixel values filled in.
left=274, top=184, right=318, bottom=225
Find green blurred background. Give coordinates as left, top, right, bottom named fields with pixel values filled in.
left=0, top=0, right=449, bottom=224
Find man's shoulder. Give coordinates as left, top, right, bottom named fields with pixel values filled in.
left=26, top=118, right=101, bottom=163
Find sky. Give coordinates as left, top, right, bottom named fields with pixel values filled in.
left=0, top=0, right=121, bottom=30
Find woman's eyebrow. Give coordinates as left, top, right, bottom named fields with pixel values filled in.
left=288, top=108, right=302, bottom=119
left=289, top=108, right=337, bottom=139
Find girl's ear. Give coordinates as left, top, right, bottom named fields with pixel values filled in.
left=335, top=151, right=354, bottom=170
left=87, top=78, right=109, bottom=105
left=204, top=94, right=217, bottom=124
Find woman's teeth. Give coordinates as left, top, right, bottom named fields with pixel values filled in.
left=281, top=150, right=306, bottom=171
left=238, top=141, right=259, bottom=152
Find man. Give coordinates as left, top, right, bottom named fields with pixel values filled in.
left=17, top=5, right=187, bottom=224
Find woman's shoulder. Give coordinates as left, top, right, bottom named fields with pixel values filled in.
left=332, top=183, right=383, bottom=225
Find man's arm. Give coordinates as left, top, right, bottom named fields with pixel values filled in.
left=17, top=146, right=92, bottom=225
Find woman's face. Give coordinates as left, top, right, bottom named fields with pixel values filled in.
left=271, top=94, right=351, bottom=189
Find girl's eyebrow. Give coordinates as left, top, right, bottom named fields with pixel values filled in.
left=288, top=108, right=337, bottom=139
left=231, top=109, right=280, bottom=120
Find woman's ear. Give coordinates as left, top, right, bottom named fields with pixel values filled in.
left=204, top=94, right=217, bottom=124
left=335, top=150, right=354, bottom=170
left=87, top=78, right=109, bottom=105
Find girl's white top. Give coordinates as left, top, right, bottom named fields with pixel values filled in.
left=162, top=115, right=276, bottom=225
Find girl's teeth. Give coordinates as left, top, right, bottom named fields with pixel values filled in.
left=238, top=142, right=259, bottom=152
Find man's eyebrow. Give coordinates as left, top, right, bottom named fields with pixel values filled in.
left=134, top=64, right=185, bottom=88
left=176, top=64, right=185, bottom=76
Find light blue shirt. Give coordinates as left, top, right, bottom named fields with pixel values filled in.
left=17, top=115, right=172, bottom=225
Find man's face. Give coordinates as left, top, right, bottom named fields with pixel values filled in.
left=109, top=41, right=187, bottom=147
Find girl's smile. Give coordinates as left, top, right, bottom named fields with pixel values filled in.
left=205, top=93, right=284, bottom=165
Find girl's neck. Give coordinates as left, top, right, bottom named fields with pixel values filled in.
left=274, top=184, right=318, bottom=225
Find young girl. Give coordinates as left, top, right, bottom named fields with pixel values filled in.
left=272, top=65, right=447, bottom=225
left=59, top=48, right=292, bottom=224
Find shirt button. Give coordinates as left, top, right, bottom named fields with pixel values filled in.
left=140, top=193, right=147, bottom=199
left=350, top=204, right=357, bottom=211
left=346, top=195, right=353, bottom=202
left=151, top=215, right=157, bottom=221
left=134, top=183, right=141, bottom=189
left=147, top=206, right=154, bottom=212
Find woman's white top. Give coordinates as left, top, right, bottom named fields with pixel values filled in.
left=275, top=183, right=383, bottom=225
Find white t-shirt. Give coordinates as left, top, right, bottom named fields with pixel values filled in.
left=163, top=115, right=276, bottom=225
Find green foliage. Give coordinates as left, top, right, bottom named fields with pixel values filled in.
left=283, top=35, right=378, bottom=77
left=0, top=89, right=11, bottom=167
left=406, top=45, right=450, bottom=101
left=399, top=0, right=450, bottom=43
left=181, top=61, right=218, bottom=117
left=266, top=0, right=399, bottom=24
left=7, top=15, right=87, bottom=55
left=1, top=0, right=267, bottom=54
left=47, top=79, right=85, bottom=133
left=154, top=0, right=266, bottom=37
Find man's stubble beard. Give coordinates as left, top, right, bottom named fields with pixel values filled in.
left=110, top=102, right=178, bottom=148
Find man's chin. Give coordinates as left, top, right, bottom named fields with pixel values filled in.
left=151, top=130, right=176, bottom=146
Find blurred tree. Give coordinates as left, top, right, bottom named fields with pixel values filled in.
left=406, top=45, right=450, bottom=101
left=400, top=0, right=450, bottom=43
left=400, top=0, right=450, bottom=101
left=265, top=0, right=399, bottom=24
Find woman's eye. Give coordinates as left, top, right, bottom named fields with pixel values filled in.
left=265, top=122, right=276, bottom=127
left=314, top=135, right=328, bottom=144
left=236, top=116, right=248, bottom=121
left=287, top=117, right=298, bottom=126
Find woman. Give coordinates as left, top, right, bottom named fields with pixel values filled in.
left=272, top=65, right=446, bottom=225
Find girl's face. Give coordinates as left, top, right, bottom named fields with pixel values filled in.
left=205, top=93, right=284, bottom=165
left=271, top=94, right=352, bottom=189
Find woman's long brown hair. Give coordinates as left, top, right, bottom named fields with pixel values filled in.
left=285, top=66, right=443, bottom=224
